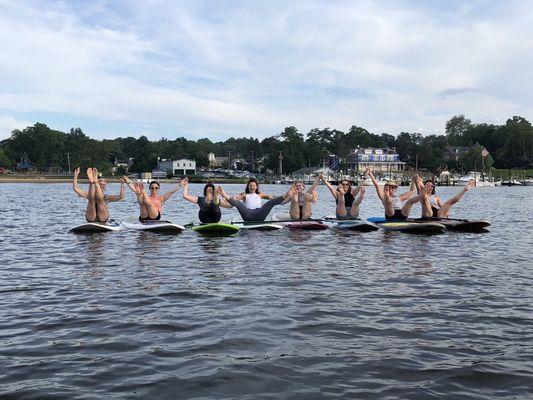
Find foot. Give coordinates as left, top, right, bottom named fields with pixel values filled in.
left=337, top=184, right=346, bottom=195
left=218, top=186, right=230, bottom=200
left=93, top=168, right=100, bottom=181
left=87, top=168, right=95, bottom=183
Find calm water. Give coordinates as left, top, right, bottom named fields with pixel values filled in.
left=1, top=183, right=532, bottom=399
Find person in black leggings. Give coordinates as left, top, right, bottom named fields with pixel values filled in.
left=218, top=178, right=292, bottom=222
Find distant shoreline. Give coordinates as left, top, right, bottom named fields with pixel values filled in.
left=0, top=176, right=250, bottom=184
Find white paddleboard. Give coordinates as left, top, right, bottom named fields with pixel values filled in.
left=70, top=220, right=121, bottom=233
left=271, top=212, right=328, bottom=230
left=323, top=215, right=379, bottom=232
left=122, top=217, right=185, bottom=233
left=233, top=220, right=283, bottom=230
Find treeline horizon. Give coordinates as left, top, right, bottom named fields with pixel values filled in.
left=0, top=115, right=532, bottom=175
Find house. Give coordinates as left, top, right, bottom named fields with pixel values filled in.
left=158, top=158, right=196, bottom=176
left=113, top=157, right=134, bottom=173
left=346, top=147, right=405, bottom=173
left=443, top=146, right=471, bottom=162
left=208, top=153, right=229, bottom=168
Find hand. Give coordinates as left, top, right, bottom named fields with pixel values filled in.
left=74, top=167, right=80, bottom=178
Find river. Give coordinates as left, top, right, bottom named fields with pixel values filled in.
left=1, top=183, right=532, bottom=399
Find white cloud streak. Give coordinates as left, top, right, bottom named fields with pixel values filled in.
left=0, top=0, right=532, bottom=140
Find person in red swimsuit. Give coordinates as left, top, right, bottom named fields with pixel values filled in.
left=124, top=177, right=181, bottom=222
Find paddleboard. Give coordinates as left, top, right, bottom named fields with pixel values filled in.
left=70, top=220, right=121, bottom=233
left=272, top=212, right=328, bottom=230
left=192, top=222, right=240, bottom=234
left=122, top=217, right=185, bottom=233
left=233, top=221, right=283, bottom=230
left=427, top=218, right=491, bottom=232
left=369, top=216, right=490, bottom=232
left=323, top=215, right=379, bottom=232
left=381, top=221, right=445, bottom=234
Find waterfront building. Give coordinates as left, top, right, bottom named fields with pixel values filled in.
left=208, top=153, right=229, bottom=168
left=346, top=147, right=405, bottom=173
left=443, top=146, right=471, bottom=162
left=157, top=158, right=196, bottom=176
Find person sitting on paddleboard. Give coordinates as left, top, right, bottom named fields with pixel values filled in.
left=73, top=167, right=125, bottom=223
left=419, top=178, right=475, bottom=219
left=321, top=175, right=366, bottom=219
left=366, top=169, right=421, bottom=221
left=218, top=177, right=291, bottom=222
left=123, top=177, right=180, bottom=222
left=181, top=178, right=232, bottom=223
left=287, top=175, right=320, bottom=220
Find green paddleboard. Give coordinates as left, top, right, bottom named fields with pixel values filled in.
left=192, top=223, right=240, bottom=233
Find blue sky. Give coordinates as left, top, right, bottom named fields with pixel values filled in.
left=0, top=0, right=532, bottom=141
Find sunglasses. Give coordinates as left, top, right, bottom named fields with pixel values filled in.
left=150, top=186, right=159, bottom=190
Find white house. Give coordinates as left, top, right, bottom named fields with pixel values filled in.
left=346, top=147, right=405, bottom=173
left=158, top=158, right=196, bottom=176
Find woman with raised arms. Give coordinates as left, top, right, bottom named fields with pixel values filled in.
left=123, top=177, right=180, bottom=222
left=419, top=179, right=475, bottom=219
left=73, top=167, right=125, bottom=222
left=286, top=175, right=320, bottom=220
left=181, top=178, right=232, bottom=223
left=366, top=168, right=421, bottom=220
left=321, top=176, right=366, bottom=219
left=218, top=177, right=291, bottom=222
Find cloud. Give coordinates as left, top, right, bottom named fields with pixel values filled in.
left=0, top=115, right=32, bottom=140
left=0, top=0, right=532, bottom=141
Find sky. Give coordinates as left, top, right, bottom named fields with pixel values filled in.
left=0, top=0, right=532, bottom=141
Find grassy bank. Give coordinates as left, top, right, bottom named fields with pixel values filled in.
left=492, top=169, right=533, bottom=179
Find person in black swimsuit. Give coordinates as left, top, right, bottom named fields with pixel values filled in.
left=321, top=176, right=366, bottom=219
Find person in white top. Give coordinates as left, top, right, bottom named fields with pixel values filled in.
left=219, top=178, right=291, bottom=221
left=419, top=179, right=475, bottom=218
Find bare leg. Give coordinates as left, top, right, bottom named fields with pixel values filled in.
left=85, top=167, right=98, bottom=222
left=349, top=187, right=365, bottom=218
left=289, top=191, right=301, bottom=220
left=93, top=169, right=109, bottom=222
left=301, top=187, right=318, bottom=219
left=437, top=180, right=474, bottom=218
left=336, top=185, right=347, bottom=217
left=139, top=184, right=159, bottom=219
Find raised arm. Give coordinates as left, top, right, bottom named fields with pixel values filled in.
left=106, top=177, right=126, bottom=202
left=367, top=169, right=384, bottom=201
left=123, top=176, right=137, bottom=193
left=72, top=167, right=88, bottom=198
left=400, top=174, right=418, bottom=201
left=162, top=183, right=180, bottom=202
left=181, top=178, right=198, bottom=204
left=320, top=175, right=338, bottom=199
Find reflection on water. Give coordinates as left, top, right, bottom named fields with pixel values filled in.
left=0, top=184, right=532, bottom=399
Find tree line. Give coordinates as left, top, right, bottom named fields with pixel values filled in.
left=0, top=115, right=531, bottom=175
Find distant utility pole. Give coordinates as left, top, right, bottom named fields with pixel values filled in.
left=278, top=151, right=283, bottom=177
left=66, top=152, right=71, bottom=174
left=228, top=151, right=231, bottom=169
left=251, top=151, right=254, bottom=172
